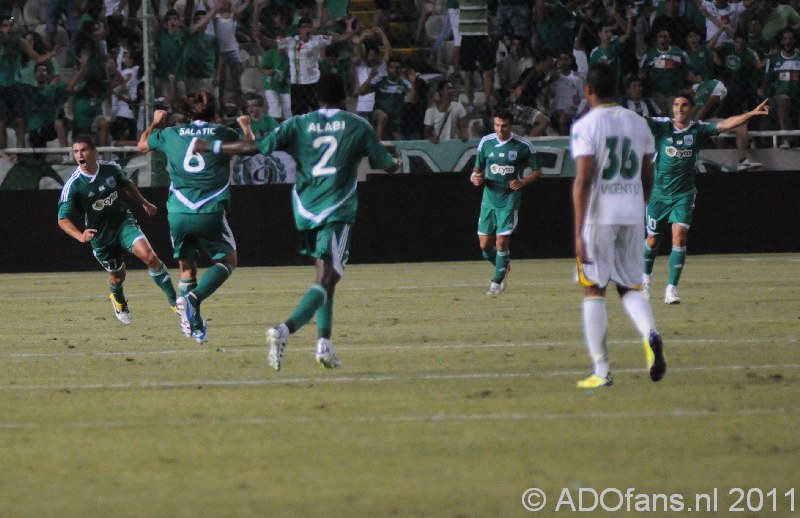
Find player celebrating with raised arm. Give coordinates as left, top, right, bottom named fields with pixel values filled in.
left=137, top=91, right=241, bottom=343
left=470, top=108, right=541, bottom=296
left=642, top=94, right=769, bottom=304
left=570, top=63, right=666, bottom=389
left=194, top=73, right=401, bottom=371
left=58, top=134, right=178, bottom=325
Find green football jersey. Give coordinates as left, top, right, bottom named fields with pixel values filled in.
left=647, top=117, right=717, bottom=198
left=639, top=45, right=691, bottom=95
left=21, top=83, right=69, bottom=132
left=764, top=49, right=800, bottom=99
left=256, top=108, right=394, bottom=230
left=259, top=49, right=291, bottom=94
left=475, top=133, right=540, bottom=210
left=147, top=121, right=239, bottom=214
left=57, top=162, right=134, bottom=248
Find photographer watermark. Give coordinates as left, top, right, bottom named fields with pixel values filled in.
left=522, top=487, right=796, bottom=513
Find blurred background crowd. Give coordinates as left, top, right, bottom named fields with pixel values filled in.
left=2, top=0, right=800, bottom=164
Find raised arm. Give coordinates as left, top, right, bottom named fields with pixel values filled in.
left=137, top=109, right=169, bottom=152
left=715, top=98, right=769, bottom=132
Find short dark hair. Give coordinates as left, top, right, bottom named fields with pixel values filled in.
left=316, top=72, right=346, bottom=105
left=72, top=134, right=97, bottom=149
left=585, top=63, right=617, bottom=99
left=674, top=89, right=695, bottom=106
left=299, top=16, right=313, bottom=27
left=493, top=108, right=514, bottom=124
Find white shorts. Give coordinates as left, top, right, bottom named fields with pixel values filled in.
left=578, top=224, right=644, bottom=289
left=447, top=8, right=461, bottom=46
left=265, top=90, right=292, bottom=120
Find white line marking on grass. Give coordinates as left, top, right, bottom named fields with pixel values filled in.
left=1, top=363, right=797, bottom=392
left=2, top=407, right=799, bottom=431
left=2, top=336, right=796, bottom=359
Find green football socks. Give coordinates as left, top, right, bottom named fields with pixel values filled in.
left=286, top=283, right=328, bottom=333
left=149, top=263, right=177, bottom=306
left=644, top=243, right=657, bottom=276
left=668, top=247, right=686, bottom=286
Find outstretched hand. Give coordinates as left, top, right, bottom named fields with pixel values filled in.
left=751, top=99, right=769, bottom=116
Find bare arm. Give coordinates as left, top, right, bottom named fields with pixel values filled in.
left=715, top=98, right=769, bottom=132
left=238, top=115, right=254, bottom=141
left=641, top=153, right=654, bottom=203
left=510, top=169, right=541, bottom=190
left=58, top=217, right=97, bottom=243
left=193, top=139, right=260, bottom=155
left=572, top=155, right=594, bottom=263
left=124, top=181, right=158, bottom=217
left=137, top=109, right=169, bottom=152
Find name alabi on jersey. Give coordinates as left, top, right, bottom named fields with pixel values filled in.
left=646, top=117, right=717, bottom=198
left=256, top=108, right=395, bottom=230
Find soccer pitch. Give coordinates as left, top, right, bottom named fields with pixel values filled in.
left=1, top=254, right=798, bottom=516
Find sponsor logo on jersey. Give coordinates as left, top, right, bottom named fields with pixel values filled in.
left=490, top=164, right=515, bottom=175
left=307, top=120, right=346, bottom=133
left=665, top=146, right=693, bottom=159
left=92, top=191, right=118, bottom=211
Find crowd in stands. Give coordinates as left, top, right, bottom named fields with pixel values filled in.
left=2, top=0, right=800, bottom=164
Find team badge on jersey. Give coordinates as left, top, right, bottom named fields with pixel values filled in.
left=509, top=151, right=518, bottom=160
left=684, top=135, right=694, bottom=146
left=106, top=177, right=117, bottom=188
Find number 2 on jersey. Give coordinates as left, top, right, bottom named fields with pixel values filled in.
left=602, top=136, right=639, bottom=180
left=311, top=136, right=338, bottom=177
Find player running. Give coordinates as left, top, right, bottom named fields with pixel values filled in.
left=194, top=73, right=401, bottom=370
left=138, top=91, right=241, bottom=343
left=642, top=93, right=769, bottom=304
left=58, top=134, right=178, bottom=325
left=470, top=107, right=541, bottom=295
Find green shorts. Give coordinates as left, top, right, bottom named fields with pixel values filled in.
left=168, top=211, right=236, bottom=261
left=646, top=192, right=696, bottom=235
left=299, top=222, right=353, bottom=276
left=92, top=216, right=145, bottom=272
left=477, top=204, right=518, bottom=236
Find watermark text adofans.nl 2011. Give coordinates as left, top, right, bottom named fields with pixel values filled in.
left=521, top=487, right=796, bottom=513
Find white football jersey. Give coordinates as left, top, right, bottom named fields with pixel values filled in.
left=570, top=104, right=655, bottom=225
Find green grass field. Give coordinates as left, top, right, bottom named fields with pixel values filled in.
left=1, top=254, right=798, bottom=517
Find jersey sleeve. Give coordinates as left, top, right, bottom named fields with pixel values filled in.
left=569, top=122, right=596, bottom=158
left=475, top=140, right=487, bottom=169
left=57, top=181, right=76, bottom=219
left=147, top=128, right=165, bottom=151
left=256, top=118, right=294, bottom=156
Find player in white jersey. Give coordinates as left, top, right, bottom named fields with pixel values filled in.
left=570, top=63, right=666, bottom=388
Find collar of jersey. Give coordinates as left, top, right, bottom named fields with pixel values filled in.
left=318, top=108, right=341, bottom=117
left=191, top=120, right=208, bottom=127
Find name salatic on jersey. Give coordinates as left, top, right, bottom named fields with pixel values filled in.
left=178, top=127, right=220, bottom=137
